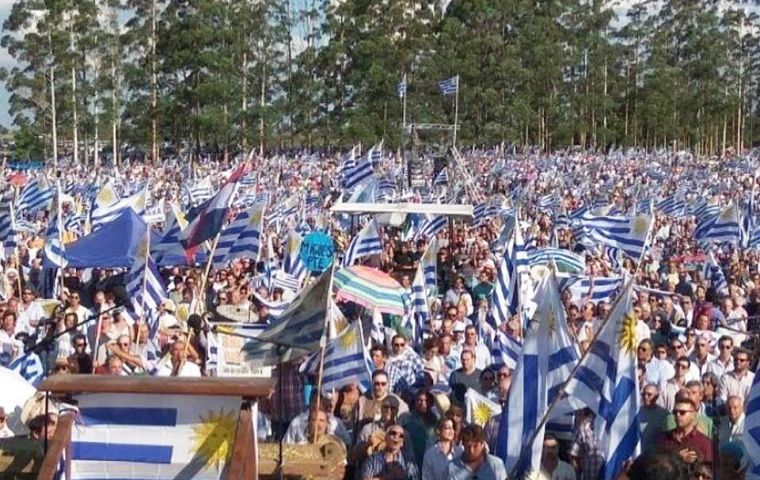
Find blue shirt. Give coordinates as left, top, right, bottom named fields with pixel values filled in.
left=447, top=454, right=508, bottom=480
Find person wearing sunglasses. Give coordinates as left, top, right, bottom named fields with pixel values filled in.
left=360, top=423, right=419, bottom=480
left=656, top=398, right=713, bottom=469
left=717, top=348, right=754, bottom=404
left=354, top=370, right=409, bottom=424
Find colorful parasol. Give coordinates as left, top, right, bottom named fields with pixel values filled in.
left=333, top=265, right=409, bottom=316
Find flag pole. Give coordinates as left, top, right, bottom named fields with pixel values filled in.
left=197, top=231, right=222, bottom=315
left=135, top=228, right=152, bottom=345
left=402, top=73, right=407, bottom=129
left=505, top=278, right=634, bottom=478
left=312, top=257, right=336, bottom=444
left=453, top=75, right=459, bottom=148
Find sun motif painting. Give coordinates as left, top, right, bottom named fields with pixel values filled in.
left=189, top=408, right=238, bottom=471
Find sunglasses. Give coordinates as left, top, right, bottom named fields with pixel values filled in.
left=387, top=430, right=404, bottom=438
left=374, top=381, right=388, bottom=386
left=392, top=343, right=405, bottom=348
left=673, top=409, right=694, bottom=416
left=75, top=343, right=86, bottom=348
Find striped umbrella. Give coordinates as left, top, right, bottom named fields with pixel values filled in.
left=333, top=265, right=409, bottom=316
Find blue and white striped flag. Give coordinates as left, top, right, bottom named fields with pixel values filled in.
left=695, top=203, right=742, bottom=247
left=491, top=213, right=528, bottom=328
left=90, top=186, right=148, bottom=231
left=420, top=237, right=438, bottom=295
left=9, top=352, right=44, bottom=386
left=497, top=269, right=579, bottom=477
left=342, top=145, right=378, bottom=190
left=703, top=251, right=728, bottom=297
left=125, top=234, right=168, bottom=336
left=43, top=188, right=67, bottom=268
left=411, top=265, right=431, bottom=343
left=438, top=75, right=459, bottom=96
left=68, top=394, right=241, bottom=479
left=414, top=214, right=447, bottom=241
left=16, top=176, right=54, bottom=214
left=212, top=203, right=266, bottom=267
left=283, top=230, right=308, bottom=285
left=562, top=275, right=623, bottom=305
left=242, top=270, right=331, bottom=366
left=565, top=281, right=641, bottom=480
left=656, top=195, right=686, bottom=217
left=342, top=219, right=382, bottom=267
left=433, top=168, right=449, bottom=187
left=397, top=78, right=407, bottom=99
left=744, top=361, right=760, bottom=478
left=320, top=320, right=372, bottom=394
left=490, top=331, right=522, bottom=370
left=579, top=213, right=652, bottom=262
left=0, top=196, right=17, bottom=259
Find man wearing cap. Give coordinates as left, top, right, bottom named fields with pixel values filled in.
left=157, top=299, right=180, bottom=334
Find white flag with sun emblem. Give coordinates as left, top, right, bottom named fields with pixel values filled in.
left=68, top=393, right=243, bottom=479
left=579, top=212, right=652, bottom=262
left=465, top=388, right=501, bottom=427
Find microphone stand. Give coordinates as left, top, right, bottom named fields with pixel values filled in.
left=25, top=303, right=127, bottom=365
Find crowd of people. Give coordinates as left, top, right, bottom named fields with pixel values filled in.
left=0, top=147, right=759, bottom=479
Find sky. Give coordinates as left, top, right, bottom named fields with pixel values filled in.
left=0, top=0, right=750, bottom=129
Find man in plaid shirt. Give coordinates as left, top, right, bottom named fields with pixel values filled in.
left=570, top=408, right=604, bottom=480
left=387, top=335, right=425, bottom=396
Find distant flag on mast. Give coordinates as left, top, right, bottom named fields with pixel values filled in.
left=438, top=75, right=459, bottom=96
left=397, top=78, right=407, bottom=99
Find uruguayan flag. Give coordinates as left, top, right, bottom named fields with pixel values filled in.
left=497, top=269, right=579, bottom=477
left=91, top=185, right=148, bottom=231
left=438, top=75, right=459, bottom=96
left=152, top=203, right=189, bottom=265
left=411, top=265, right=430, bottom=342
left=397, top=79, right=407, bottom=98
left=342, top=147, right=376, bottom=190
left=433, top=168, right=449, bottom=187
left=465, top=388, right=501, bottom=427
left=695, top=203, right=742, bottom=246
left=69, top=393, right=242, bottom=480
left=242, top=270, right=330, bottom=366
left=745, top=361, right=760, bottom=479
left=703, top=251, right=728, bottom=297
left=321, top=320, right=372, bottom=394
left=212, top=203, right=265, bottom=267
left=342, top=219, right=382, bottom=267
left=657, top=195, right=686, bottom=217
left=283, top=230, right=308, bottom=284
left=0, top=197, right=17, bottom=259
left=566, top=281, right=641, bottom=480
left=125, top=233, right=168, bottom=336
left=491, top=213, right=529, bottom=328
left=420, top=237, right=438, bottom=295
left=9, top=352, right=44, bottom=386
left=414, top=215, right=447, bottom=241
left=16, top=176, right=54, bottom=213
left=491, top=331, right=522, bottom=370
left=43, top=190, right=67, bottom=268
left=562, top=275, right=623, bottom=305
left=579, top=213, right=652, bottom=262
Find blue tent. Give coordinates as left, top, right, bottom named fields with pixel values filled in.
left=64, top=209, right=147, bottom=268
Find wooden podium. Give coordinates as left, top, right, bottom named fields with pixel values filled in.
left=35, top=376, right=273, bottom=480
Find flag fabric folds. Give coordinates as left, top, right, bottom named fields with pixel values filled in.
left=465, top=388, right=501, bottom=427
left=43, top=186, right=67, bottom=268
left=124, top=233, right=168, bottom=336
left=320, top=320, right=372, bottom=394
left=342, top=219, right=382, bottom=267
left=703, top=251, right=728, bottom=297
left=242, top=270, right=331, bottom=366
left=91, top=185, right=148, bottom=232
left=496, top=269, right=579, bottom=477
left=565, top=281, right=641, bottom=480
left=179, top=164, right=247, bottom=260
left=579, top=213, right=652, bottom=261
left=212, top=203, right=265, bottom=267
left=745, top=362, right=760, bottom=478
left=491, top=213, right=528, bottom=327
left=438, top=75, right=459, bottom=96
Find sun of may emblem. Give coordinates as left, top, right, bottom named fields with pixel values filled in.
left=720, top=206, right=734, bottom=221
left=250, top=208, right=263, bottom=226
left=97, top=188, right=115, bottom=205
left=189, top=408, right=238, bottom=470
left=137, top=239, right=149, bottom=259
left=632, top=216, right=648, bottom=236
left=618, top=312, right=638, bottom=354
left=338, top=326, right=357, bottom=350
left=473, top=401, right=493, bottom=426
